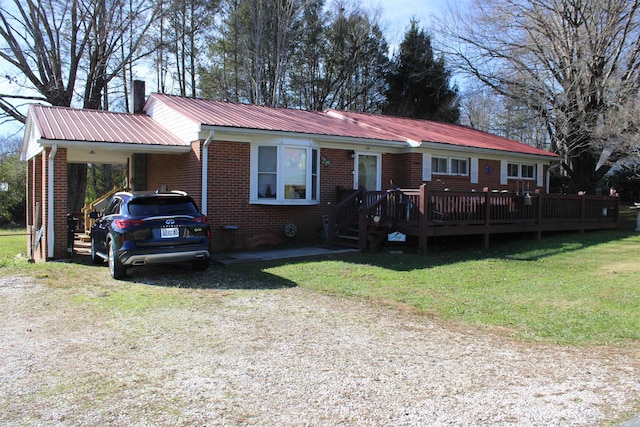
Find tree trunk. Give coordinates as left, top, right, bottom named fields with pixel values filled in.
left=67, top=164, right=88, bottom=213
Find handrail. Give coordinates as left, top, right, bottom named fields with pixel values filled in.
left=81, top=186, right=123, bottom=234
left=327, top=187, right=365, bottom=242
left=358, top=190, right=394, bottom=250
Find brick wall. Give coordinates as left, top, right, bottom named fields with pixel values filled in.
left=26, top=155, right=45, bottom=261
left=39, top=151, right=49, bottom=261
left=34, top=147, right=68, bottom=261
left=146, top=145, right=202, bottom=198
left=53, top=148, right=68, bottom=259
left=145, top=141, right=549, bottom=252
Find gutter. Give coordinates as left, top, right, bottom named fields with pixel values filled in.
left=47, top=144, right=57, bottom=260
left=201, top=130, right=215, bottom=216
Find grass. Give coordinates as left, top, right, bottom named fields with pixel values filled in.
left=1, top=208, right=639, bottom=346
left=240, top=207, right=640, bottom=346
left=0, top=227, right=28, bottom=266
left=247, top=232, right=640, bottom=345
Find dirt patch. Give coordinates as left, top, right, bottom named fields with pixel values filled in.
left=1, top=274, right=639, bottom=426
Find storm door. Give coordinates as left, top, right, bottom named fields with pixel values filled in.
left=354, top=153, right=381, bottom=191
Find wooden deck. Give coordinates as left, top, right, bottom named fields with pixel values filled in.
left=328, top=185, right=620, bottom=253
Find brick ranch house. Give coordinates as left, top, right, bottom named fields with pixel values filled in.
left=21, top=88, right=559, bottom=262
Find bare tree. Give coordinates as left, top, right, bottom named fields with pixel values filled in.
left=0, top=0, right=161, bottom=212
left=441, top=0, right=640, bottom=193
left=0, top=0, right=90, bottom=118
left=152, top=0, right=219, bottom=97
left=287, top=1, right=389, bottom=112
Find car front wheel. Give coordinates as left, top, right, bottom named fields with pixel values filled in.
left=108, top=240, right=126, bottom=280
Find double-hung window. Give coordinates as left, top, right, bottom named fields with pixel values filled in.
left=432, top=156, right=468, bottom=176
left=450, top=158, right=468, bottom=175
left=507, top=163, right=536, bottom=179
left=251, top=140, right=319, bottom=205
left=432, top=157, right=448, bottom=174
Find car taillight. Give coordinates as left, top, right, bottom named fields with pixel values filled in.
left=193, top=215, right=208, bottom=223
left=113, top=219, right=144, bottom=229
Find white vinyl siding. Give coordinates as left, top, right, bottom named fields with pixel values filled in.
left=422, top=153, right=432, bottom=181
left=470, top=158, right=479, bottom=184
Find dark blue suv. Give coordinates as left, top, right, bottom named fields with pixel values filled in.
left=90, top=191, right=211, bottom=279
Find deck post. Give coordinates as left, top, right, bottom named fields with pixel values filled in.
left=358, top=207, right=368, bottom=252
left=483, top=188, right=491, bottom=248
left=613, top=193, right=620, bottom=231
left=536, top=192, right=543, bottom=240
left=327, top=203, right=337, bottom=243
left=419, top=184, right=428, bottom=255
left=580, top=193, right=586, bottom=233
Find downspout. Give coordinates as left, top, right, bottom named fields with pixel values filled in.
left=201, top=131, right=215, bottom=216
left=47, top=144, right=58, bottom=259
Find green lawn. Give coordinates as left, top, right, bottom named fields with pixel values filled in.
left=2, top=213, right=639, bottom=346
left=247, top=230, right=640, bottom=345
left=0, top=228, right=28, bottom=266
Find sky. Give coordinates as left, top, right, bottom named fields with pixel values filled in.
left=367, top=0, right=453, bottom=50
left=0, top=0, right=455, bottom=140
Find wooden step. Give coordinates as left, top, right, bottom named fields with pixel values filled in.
left=337, top=234, right=359, bottom=241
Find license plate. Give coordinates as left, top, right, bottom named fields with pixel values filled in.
left=161, top=227, right=179, bottom=238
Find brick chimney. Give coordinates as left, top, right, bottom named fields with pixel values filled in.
left=132, top=80, right=146, bottom=114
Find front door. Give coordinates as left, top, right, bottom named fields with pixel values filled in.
left=355, top=153, right=380, bottom=190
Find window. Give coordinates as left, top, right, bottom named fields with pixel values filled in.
left=507, top=163, right=536, bottom=179
left=252, top=141, right=319, bottom=204
left=432, top=156, right=468, bottom=176
left=450, top=158, right=468, bottom=175
left=104, top=197, right=122, bottom=216
left=507, top=163, right=520, bottom=178
left=432, top=157, right=448, bottom=174
left=521, top=164, right=535, bottom=179
left=258, top=147, right=277, bottom=198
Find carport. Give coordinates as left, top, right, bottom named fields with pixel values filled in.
left=20, top=104, right=191, bottom=262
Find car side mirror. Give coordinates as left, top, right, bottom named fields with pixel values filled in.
left=89, top=211, right=101, bottom=219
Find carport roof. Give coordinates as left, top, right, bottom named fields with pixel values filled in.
left=27, top=104, right=186, bottom=146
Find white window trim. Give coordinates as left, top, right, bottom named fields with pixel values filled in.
left=536, top=163, right=544, bottom=187
left=250, top=139, right=320, bottom=205
left=422, top=153, right=432, bottom=181
left=470, top=158, right=479, bottom=184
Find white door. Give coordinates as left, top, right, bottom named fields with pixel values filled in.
left=355, top=153, right=380, bottom=190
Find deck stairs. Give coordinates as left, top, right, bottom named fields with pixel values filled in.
left=331, top=188, right=394, bottom=250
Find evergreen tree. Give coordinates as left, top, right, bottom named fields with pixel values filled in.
left=383, top=20, right=459, bottom=123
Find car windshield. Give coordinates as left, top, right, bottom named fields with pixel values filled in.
left=127, top=197, right=199, bottom=217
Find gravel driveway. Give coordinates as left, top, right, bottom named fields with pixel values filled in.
left=1, top=275, right=639, bottom=426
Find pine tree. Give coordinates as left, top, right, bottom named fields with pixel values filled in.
left=383, top=20, right=459, bottom=123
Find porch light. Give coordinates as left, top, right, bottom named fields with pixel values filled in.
left=349, top=150, right=355, bottom=158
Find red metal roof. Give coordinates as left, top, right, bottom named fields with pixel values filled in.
left=28, top=104, right=187, bottom=146
left=326, top=109, right=558, bottom=157
left=27, top=96, right=558, bottom=159
left=146, top=93, right=403, bottom=142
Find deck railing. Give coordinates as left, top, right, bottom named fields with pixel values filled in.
left=329, top=184, right=620, bottom=252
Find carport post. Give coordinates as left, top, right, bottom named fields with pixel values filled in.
left=201, top=130, right=215, bottom=216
